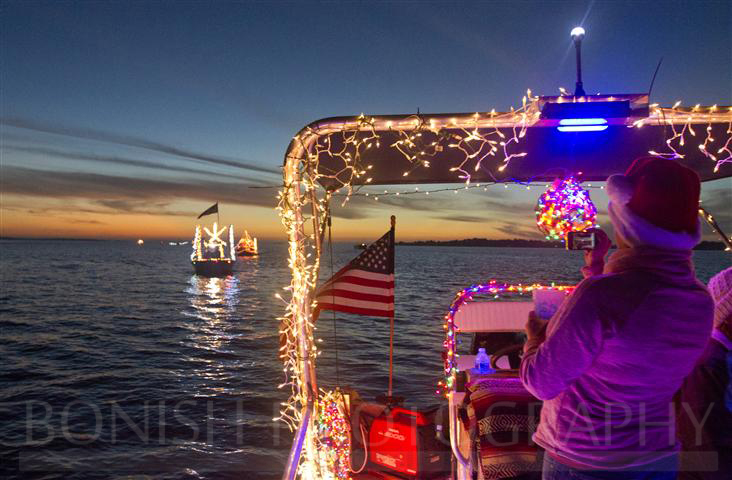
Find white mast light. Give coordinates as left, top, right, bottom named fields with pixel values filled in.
left=571, top=26, right=585, bottom=39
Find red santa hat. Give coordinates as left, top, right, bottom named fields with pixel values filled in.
left=606, top=157, right=702, bottom=250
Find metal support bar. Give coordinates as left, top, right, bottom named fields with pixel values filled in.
left=282, top=406, right=312, bottom=480
left=574, top=40, right=585, bottom=96
left=448, top=393, right=471, bottom=473
left=700, top=207, right=732, bottom=251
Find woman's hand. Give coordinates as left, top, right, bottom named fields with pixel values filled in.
left=525, top=311, right=549, bottom=345
left=582, top=228, right=611, bottom=277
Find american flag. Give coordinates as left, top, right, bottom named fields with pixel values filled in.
left=315, top=227, right=395, bottom=318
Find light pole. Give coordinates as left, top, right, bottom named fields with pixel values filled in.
left=571, top=26, right=586, bottom=96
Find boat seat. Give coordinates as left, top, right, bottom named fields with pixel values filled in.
left=463, top=375, right=542, bottom=480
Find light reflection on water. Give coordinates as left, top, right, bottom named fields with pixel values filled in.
left=188, top=276, right=241, bottom=317
left=185, top=275, right=241, bottom=353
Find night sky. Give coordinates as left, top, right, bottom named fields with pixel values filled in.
left=2, top=0, right=730, bottom=241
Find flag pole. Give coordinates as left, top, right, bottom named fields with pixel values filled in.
left=388, top=215, right=395, bottom=398
left=216, top=201, right=220, bottom=226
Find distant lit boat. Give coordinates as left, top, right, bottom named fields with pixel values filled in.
left=191, top=222, right=236, bottom=277
left=354, top=243, right=367, bottom=250
left=235, top=230, right=259, bottom=257
left=191, top=258, right=234, bottom=277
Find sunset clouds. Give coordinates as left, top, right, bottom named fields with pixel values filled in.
left=2, top=2, right=729, bottom=242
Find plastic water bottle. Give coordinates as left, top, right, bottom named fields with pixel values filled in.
left=475, top=348, right=492, bottom=374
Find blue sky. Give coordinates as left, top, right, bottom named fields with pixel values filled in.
left=1, top=0, right=730, bottom=240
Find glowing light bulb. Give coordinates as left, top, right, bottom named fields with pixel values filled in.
left=570, top=26, right=585, bottom=39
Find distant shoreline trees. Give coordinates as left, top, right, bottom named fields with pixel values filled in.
left=396, top=238, right=726, bottom=250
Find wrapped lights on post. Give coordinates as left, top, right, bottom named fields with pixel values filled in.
left=275, top=96, right=538, bottom=441
left=191, top=225, right=202, bottom=261
left=229, top=225, right=236, bottom=260
left=535, top=176, right=597, bottom=241
left=314, top=390, right=351, bottom=479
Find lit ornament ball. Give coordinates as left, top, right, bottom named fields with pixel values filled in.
left=535, top=177, right=597, bottom=240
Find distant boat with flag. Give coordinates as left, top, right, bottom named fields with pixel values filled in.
left=235, top=230, right=259, bottom=257
left=190, top=202, right=236, bottom=277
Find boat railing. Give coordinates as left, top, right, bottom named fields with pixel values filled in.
left=448, top=392, right=471, bottom=478
left=282, top=405, right=311, bottom=480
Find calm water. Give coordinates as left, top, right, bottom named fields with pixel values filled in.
left=1, top=240, right=729, bottom=479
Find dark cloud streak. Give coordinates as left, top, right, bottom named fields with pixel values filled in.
left=3, top=145, right=274, bottom=184
left=0, top=166, right=367, bottom=220
left=1, top=117, right=281, bottom=176
left=1, top=201, right=194, bottom=218
left=1, top=165, right=275, bottom=208
left=494, top=221, right=543, bottom=239
left=433, top=215, right=487, bottom=223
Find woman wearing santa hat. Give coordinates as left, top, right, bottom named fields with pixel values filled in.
left=521, top=157, right=714, bottom=479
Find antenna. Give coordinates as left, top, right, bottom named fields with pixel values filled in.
left=648, top=57, right=663, bottom=98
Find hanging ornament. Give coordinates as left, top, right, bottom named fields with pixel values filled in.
left=535, top=176, right=597, bottom=241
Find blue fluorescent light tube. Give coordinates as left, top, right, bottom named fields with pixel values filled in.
left=557, top=125, right=609, bottom=132
left=558, top=118, right=608, bottom=126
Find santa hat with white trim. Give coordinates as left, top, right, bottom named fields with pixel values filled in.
left=606, top=157, right=702, bottom=250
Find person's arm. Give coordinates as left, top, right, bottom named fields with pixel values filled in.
left=520, top=279, right=606, bottom=400
left=524, top=311, right=548, bottom=353
left=581, top=229, right=611, bottom=278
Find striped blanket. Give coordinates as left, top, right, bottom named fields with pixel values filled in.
left=464, top=375, right=543, bottom=479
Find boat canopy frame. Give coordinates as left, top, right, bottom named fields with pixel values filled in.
left=277, top=95, right=732, bottom=480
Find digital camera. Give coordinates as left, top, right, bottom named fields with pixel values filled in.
left=566, top=230, right=596, bottom=250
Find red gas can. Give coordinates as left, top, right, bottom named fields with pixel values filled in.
left=367, top=406, right=450, bottom=479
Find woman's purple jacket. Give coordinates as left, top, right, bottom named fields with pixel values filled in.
left=520, top=246, right=713, bottom=469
